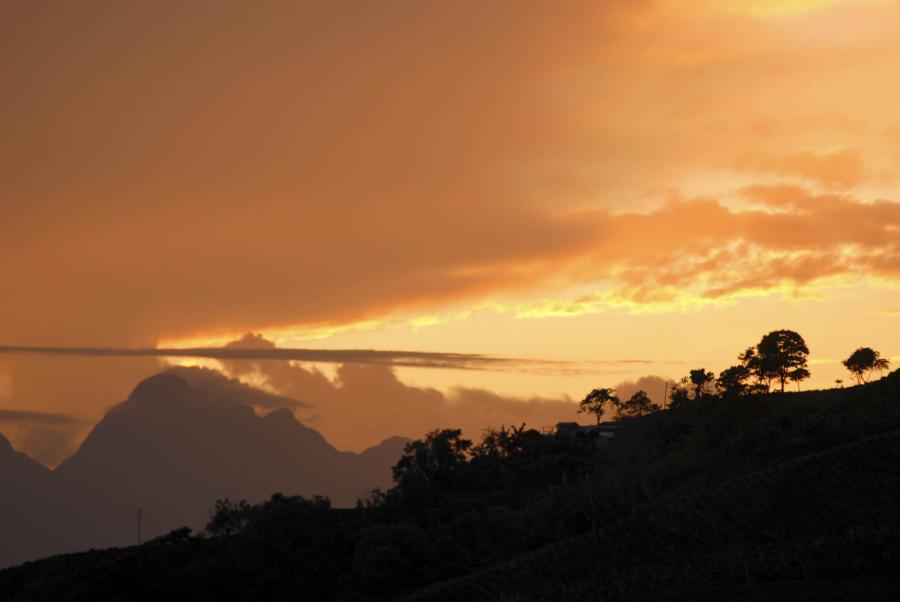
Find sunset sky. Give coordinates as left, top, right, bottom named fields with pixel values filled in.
left=2, top=0, right=898, bottom=465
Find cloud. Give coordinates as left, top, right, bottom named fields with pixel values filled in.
left=0, top=345, right=501, bottom=370
left=2, top=184, right=898, bottom=345
left=0, top=336, right=654, bottom=375
left=0, top=409, right=86, bottom=468
left=734, top=148, right=866, bottom=189
left=612, top=375, right=673, bottom=408
left=216, top=335, right=580, bottom=451
left=0, top=1, right=635, bottom=347
left=280, top=364, right=581, bottom=452
left=160, top=365, right=310, bottom=410
left=3, top=1, right=900, bottom=349
left=506, top=188, right=900, bottom=314
left=0, top=409, right=84, bottom=425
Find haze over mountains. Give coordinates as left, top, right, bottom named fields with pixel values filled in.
left=0, top=369, right=406, bottom=568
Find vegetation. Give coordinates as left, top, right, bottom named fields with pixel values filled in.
left=689, top=368, right=715, bottom=399
left=843, top=347, right=891, bottom=384
left=1, top=331, right=898, bottom=601
left=616, top=390, right=661, bottom=417
left=662, top=330, right=889, bottom=407
left=717, top=364, right=751, bottom=398
left=737, top=329, right=811, bottom=393
left=577, top=387, right=617, bottom=424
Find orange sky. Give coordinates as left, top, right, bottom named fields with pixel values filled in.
left=1, top=0, right=898, bottom=465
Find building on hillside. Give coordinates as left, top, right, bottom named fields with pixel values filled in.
left=553, top=421, right=620, bottom=446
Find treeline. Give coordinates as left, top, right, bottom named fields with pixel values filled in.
left=580, top=330, right=892, bottom=422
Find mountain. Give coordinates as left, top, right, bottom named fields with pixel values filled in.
left=0, top=370, right=408, bottom=568
left=0, top=432, right=50, bottom=486
left=0, top=434, right=54, bottom=569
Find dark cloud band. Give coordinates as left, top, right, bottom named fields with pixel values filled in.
left=0, top=345, right=655, bottom=374
left=0, top=409, right=85, bottom=425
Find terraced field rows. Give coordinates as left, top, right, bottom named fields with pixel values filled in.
left=404, top=429, right=900, bottom=601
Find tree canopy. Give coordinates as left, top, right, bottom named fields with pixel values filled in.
left=751, top=330, right=810, bottom=393
left=689, top=369, right=715, bottom=399
left=843, top=347, right=891, bottom=384
left=392, top=429, right=472, bottom=498
left=717, top=365, right=751, bottom=398
left=619, top=390, right=660, bottom=417
left=578, top=388, right=618, bottom=424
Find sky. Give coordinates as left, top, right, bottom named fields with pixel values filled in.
left=1, top=0, right=898, bottom=465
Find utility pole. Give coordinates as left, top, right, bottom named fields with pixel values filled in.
left=135, top=509, right=142, bottom=545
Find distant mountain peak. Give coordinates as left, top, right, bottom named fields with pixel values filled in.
left=128, top=372, right=190, bottom=403
left=123, top=367, right=310, bottom=412
left=264, top=407, right=299, bottom=424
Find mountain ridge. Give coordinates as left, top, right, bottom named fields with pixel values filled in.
left=0, top=369, right=408, bottom=569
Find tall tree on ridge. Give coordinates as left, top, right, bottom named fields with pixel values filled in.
left=843, top=347, right=891, bottom=384
left=755, top=330, right=810, bottom=393
left=578, top=388, right=618, bottom=424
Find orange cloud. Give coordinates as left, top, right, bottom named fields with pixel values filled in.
left=215, top=336, right=580, bottom=451
left=734, top=148, right=866, bottom=189
left=2, top=0, right=900, bottom=347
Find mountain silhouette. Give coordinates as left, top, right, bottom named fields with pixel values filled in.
left=0, top=369, right=407, bottom=568
left=0, top=432, right=49, bottom=485
left=0, top=433, right=54, bottom=568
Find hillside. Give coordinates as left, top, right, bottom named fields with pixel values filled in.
left=406, top=429, right=900, bottom=601
left=1, top=371, right=899, bottom=601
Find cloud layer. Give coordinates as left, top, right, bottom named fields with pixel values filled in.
left=0, top=344, right=547, bottom=372
left=214, top=335, right=579, bottom=451
left=3, top=1, right=900, bottom=348
left=0, top=409, right=86, bottom=468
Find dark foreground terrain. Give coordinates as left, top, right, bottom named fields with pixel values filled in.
left=2, top=371, right=899, bottom=601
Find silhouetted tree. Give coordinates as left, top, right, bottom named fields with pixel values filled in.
left=668, top=377, right=692, bottom=409
left=579, top=388, right=618, bottom=424
left=689, top=369, right=715, bottom=399
left=754, top=330, right=810, bottom=393
left=620, top=390, right=660, bottom=417
left=843, top=347, right=891, bottom=384
left=206, top=498, right=254, bottom=537
left=789, top=367, right=811, bottom=391
left=393, top=429, right=472, bottom=493
left=738, top=346, right=769, bottom=391
left=718, top=365, right=751, bottom=398
left=470, top=424, right=532, bottom=460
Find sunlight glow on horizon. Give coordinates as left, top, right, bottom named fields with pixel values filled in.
left=713, top=0, right=884, bottom=17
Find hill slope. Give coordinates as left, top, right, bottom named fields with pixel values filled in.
left=1, top=371, right=899, bottom=600
left=404, top=428, right=900, bottom=601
